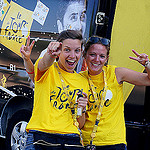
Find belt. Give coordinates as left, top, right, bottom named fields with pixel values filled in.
left=34, top=140, right=84, bottom=148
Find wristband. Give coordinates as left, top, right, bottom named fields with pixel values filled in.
left=26, top=70, right=34, bottom=74
left=49, top=51, right=59, bottom=59
left=49, top=54, right=58, bottom=59
left=145, top=60, right=149, bottom=67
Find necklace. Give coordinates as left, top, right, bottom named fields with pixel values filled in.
left=54, top=63, right=84, bottom=146
left=87, top=67, right=108, bottom=145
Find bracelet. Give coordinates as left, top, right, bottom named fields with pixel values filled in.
left=49, top=54, right=58, bottom=59
left=49, top=51, right=58, bottom=59
left=26, top=70, right=34, bottom=74
left=145, top=60, right=149, bottom=67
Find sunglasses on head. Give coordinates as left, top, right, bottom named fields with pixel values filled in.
left=87, top=36, right=110, bottom=46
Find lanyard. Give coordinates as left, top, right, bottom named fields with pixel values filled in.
left=54, top=63, right=84, bottom=146
left=87, top=68, right=107, bottom=145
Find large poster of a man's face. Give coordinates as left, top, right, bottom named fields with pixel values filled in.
left=57, top=0, right=87, bottom=37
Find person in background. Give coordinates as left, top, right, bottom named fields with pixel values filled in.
left=80, top=36, right=150, bottom=150
left=57, top=0, right=86, bottom=36
left=21, top=30, right=89, bottom=150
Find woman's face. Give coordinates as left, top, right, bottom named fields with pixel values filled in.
left=58, top=39, right=82, bottom=73
left=85, top=44, right=108, bottom=75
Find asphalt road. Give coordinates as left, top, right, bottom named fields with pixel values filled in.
left=0, top=138, right=6, bottom=150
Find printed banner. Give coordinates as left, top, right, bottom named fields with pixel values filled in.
left=0, top=1, right=33, bottom=57
left=110, top=0, right=150, bottom=100
left=0, top=0, right=10, bottom=21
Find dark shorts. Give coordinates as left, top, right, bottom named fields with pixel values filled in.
left=25, top=130, right=84, bottom=150
left=85, top=143, right=127, bottom=150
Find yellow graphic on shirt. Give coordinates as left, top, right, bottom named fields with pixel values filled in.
left=0, top=0, right=10, bottom=21
left=50, top=86, right=82, bottom=110
left=0, top=1, right=33, bottom=57
left=88, top=87, right=113, bottom=111
left=110, top=0, right=150, bottom=101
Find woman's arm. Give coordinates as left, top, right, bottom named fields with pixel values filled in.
left=24, top=59, right=34, bottom=82
left=38, top=42, right=62, bottom=72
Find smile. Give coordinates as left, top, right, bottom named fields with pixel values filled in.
left=66, top=60, right=76, bottom=66
left=67, top=60, right=75, bottom=63
left=91, top=63, right=100, bottom=66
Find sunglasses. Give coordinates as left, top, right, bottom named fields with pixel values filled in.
left=87, top=36, right=110, bottom=46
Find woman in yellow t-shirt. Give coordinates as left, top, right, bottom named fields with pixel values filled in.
left=20, top=30, right=89, bottom=150
left=81, top=36, right=150, bottom=150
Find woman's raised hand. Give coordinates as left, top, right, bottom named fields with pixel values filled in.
left=129, top=49, right=149, bottom=66
left=20, top=36, right=35, bottom=61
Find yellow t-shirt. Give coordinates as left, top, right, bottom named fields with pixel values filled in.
left=80, top=65, right=126, bottom=146
left=26, top=60, right=89, bottom=135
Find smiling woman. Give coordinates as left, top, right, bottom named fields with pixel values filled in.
left=57, top=39, right=82, bottom=73
left=85, top=43, right=108, bottom=75
left=80, top=36, right=150, bottom=150
left=37, top=30, right=83, bottom=74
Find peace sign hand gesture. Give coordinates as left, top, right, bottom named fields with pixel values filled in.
left=129, top=49, right=149, bottom=66
left=20, top=36, right=35, bottom=61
